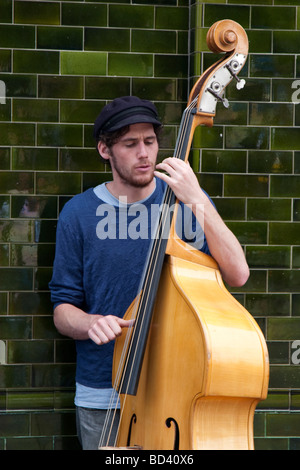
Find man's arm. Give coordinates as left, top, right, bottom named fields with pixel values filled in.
left=154, top=158, right=250, bottom=287
left=54, top=303, right=133, bottom=345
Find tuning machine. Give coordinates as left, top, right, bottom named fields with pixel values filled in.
left=226, top=60, right=246, bottom=90
left=207, top=81, right=229, bottom=108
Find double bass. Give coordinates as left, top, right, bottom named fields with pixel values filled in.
left=100, top=19, right=269, bottom=450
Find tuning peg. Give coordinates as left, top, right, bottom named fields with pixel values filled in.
left=222, top=97, right=229, bottom=108
left=236, top=79, right=246, bottom=90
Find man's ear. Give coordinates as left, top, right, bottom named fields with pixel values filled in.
left=97, top=141, right=111, bottom=162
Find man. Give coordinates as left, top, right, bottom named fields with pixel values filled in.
left=49, top=96, right=249, bottom=450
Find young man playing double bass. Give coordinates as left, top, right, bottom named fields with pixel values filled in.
left=49, top=96, right=249, bottom=450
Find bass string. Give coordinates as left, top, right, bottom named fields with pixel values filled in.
left=112, top=101, right=195, bottom=393
left=100, top=98, right=197, bottom=448
left=99, top=97, right=198, bottom=448
left=98, top=102, right=194, bottom=449
left=116, top=96, right=199, bottom=389
left=104, top=102, right=197, bottom=407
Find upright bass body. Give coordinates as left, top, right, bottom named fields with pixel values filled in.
left=113, top=245, right=269, bottom=450
left=110, top=19, right=269, bottom=450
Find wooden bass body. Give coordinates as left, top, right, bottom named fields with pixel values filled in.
left=110, top=20, right=269, bottom=450
left=113, top=245, right=269, bottom=450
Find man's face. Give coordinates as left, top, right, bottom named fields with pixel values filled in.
left=103, top=123, right=159, bottom=188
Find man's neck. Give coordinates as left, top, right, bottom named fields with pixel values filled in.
left=105, top=179, right=156, bottom=203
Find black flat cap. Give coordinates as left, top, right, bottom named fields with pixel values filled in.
left=93, top=96, right=162, bottom=139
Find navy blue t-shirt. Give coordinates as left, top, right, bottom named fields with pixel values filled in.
left=49, top=178, right=211, bottom=388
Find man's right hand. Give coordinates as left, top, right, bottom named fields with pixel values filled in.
left=88, top=315, right=134, bottom=345
left=53, top=303, right=134, bottom=344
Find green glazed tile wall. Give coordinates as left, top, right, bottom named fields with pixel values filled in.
left=0, top=0, right=299, bottom=450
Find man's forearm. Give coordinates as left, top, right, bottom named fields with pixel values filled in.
left=53, top=303, right=102, bottom=340
left=192, top=197, right=249, bottom=287
left=154, top=158, right=250, bottom=287
left=53, top=303, right=134, bottom=345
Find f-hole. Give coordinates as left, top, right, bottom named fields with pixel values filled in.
left=165, top=417, right=180, bottom=450
left=126, top=413, right=137, bottom=446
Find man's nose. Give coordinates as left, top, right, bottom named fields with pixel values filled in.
left=137, top=141, right=148, bottom=157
